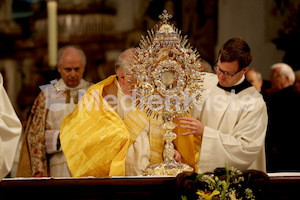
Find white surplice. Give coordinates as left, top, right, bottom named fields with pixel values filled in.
left=0, top=73, right=22, bottom=180
left=46, top=78, right=90, bottom=177
left=191, top=73, right=267, bottom=173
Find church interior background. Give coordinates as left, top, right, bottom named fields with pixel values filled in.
left=0, top=0, right=299, bottom=127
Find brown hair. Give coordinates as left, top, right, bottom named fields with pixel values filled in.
left=218, top=37, right=253, bottom=70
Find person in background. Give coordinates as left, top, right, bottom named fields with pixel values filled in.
left=17, top=45, right=92, bottom=177
left=60, top=48, right=183, bottom=177
left=264, top=63, right=300, bottom=172
left=179, top=37, right=267, bottom=173
left=263, top=63, right=295, bottom=96
left=200, top=59, right=213, bottom=73
left=293, top=70, right=300, bottom=93
left=246, top=68, right=263, bottom=92
left=0, top=73, right=22, bottom=180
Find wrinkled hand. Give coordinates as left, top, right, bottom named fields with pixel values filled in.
left=174, top=150, right=182, bottom=163
left=179, top=117, right=204, bottom=137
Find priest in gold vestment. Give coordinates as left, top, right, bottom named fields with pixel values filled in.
left=60, top=49, right=187, bottom=177
left=17, top=46, right=92, bottom=177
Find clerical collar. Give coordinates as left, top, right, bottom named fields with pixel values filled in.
left=217, top=76, right=252, bottom=94
left=235, top=75, right=245, bottom=85
left=58, top=78, right=88, bottom=91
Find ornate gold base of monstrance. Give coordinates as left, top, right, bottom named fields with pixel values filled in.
left=129, top=10, right=205, bottom=176
left=144, top=121, right=193, bottom=176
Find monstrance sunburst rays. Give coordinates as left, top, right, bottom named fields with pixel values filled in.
left=129, top=9, right=205, bottom=176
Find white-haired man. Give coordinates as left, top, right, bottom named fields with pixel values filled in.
left=264, top=63, right=295, bottom=96
left=265, top=63, right=300, bottom=172
left=60, top=48, right=183, bottom=177
left=17, top=46, right=92, bottom=177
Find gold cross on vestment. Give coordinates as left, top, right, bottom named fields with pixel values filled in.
left=159, top=9, right=173, bottom=24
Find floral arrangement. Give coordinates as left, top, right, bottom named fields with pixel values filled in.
left=177, top=164, right=269, bottom=200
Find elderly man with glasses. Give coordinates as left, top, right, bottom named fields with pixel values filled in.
left=59, top=48, right=182, bottom=177
left=264, top=63, right=300, bottom=172
left=179, top=37, right=268, bottom=173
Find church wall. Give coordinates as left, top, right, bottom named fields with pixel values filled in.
left=216, top=0, right=285, bottom=80
left=1, top=0, right=298, bottom=124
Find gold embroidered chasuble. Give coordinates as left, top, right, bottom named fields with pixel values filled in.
left=60, top=75, right=166, bottom=177
left=17, top=91, right=48, bottom=177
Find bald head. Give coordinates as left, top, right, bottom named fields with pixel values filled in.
left=57, top=46, right=86, bottom=88
left=115, top=48, right=137, bottom=95
left=114, top=48, right=136, bottom=77
left=246, top=69, right=263, bottom=92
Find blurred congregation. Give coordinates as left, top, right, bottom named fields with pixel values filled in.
left=1, top=0, right=300, bottom=180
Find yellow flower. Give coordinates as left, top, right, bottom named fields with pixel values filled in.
left=196, top=189, right=220, bottom=200
left=230, top=194, right=242, bottom=200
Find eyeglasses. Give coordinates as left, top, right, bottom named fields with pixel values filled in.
left=214, top=65, right=243, bottom=79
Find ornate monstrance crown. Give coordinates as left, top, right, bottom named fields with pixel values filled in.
left=130, top=10, right=205, bottom=121
left=129, top=10, right=205, bottom=176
